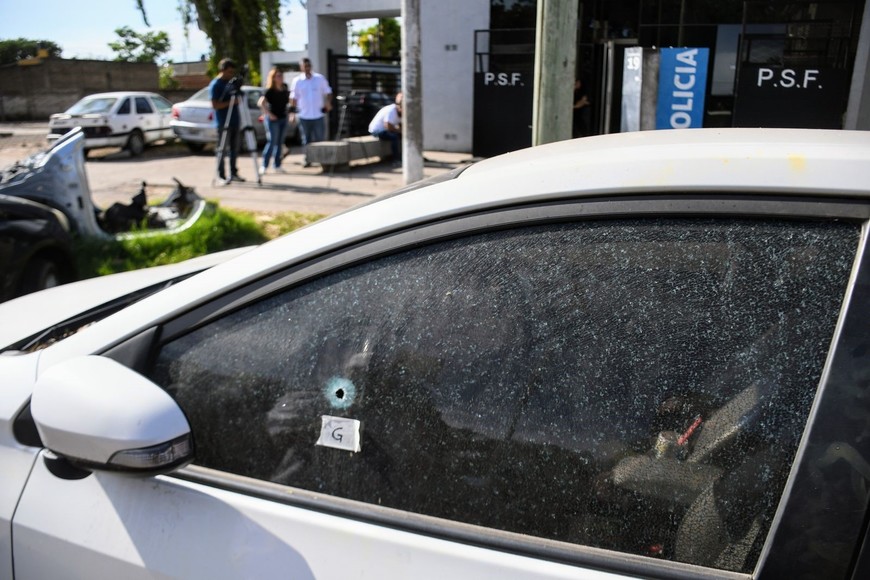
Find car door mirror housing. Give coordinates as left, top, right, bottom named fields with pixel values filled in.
left=31, top=355, right=193, bottom=475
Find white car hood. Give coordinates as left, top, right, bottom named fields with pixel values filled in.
left=0, top=247, right=253, bottom=350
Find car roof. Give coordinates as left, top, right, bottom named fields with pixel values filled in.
left=140, top=127, right=870, bottom=286
left=459, top=128, right=870, bottom=200
left=76, top=91, right=159, bottom=99
left=38, top=128, right=870, bottom=365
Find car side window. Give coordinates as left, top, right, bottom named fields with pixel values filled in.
left=116, top=98, right=131, bottom=115
left=135, top=97, right=154, bottom=114
left=246, top=90, right=262, bottom=109
left=151, top=217, right=859, bottom=573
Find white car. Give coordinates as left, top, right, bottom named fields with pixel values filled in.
left=2, top=129, right=869, bottom=579
left=46, top=91, right=175, bottom=156
left=170, top=85, right=300, bottom=153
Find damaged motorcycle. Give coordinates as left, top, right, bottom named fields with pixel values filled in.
left=0, top=127, right=209, bottom=240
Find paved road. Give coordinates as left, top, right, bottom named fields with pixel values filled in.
left=0, top=122, right=474, bottom=216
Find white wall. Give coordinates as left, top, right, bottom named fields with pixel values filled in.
left=259, top=50, right=308, bottom=84
left=421, top=0, right=489, bottom=151
left=307, top=0, right=489, bottom=152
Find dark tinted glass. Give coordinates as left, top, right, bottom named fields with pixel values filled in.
left=134, top=97, right=154, bottom=114
left=152, top=218, right=858, bottom=572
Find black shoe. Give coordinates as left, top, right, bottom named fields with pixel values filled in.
left=230, top=174, right=246, bottom=182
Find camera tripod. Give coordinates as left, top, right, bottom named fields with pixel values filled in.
left=213, top=84, right=261, bottom=186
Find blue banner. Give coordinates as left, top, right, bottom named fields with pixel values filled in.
left=656, top=47, right=709, bottom=130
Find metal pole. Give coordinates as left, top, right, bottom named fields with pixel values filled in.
left=532, top=0, right=579, bottom=146
left=401, top=0, right=424, bottom=184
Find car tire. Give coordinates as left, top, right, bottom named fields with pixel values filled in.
left=126, top=130, right=145, bottom=157
left=186, top=142, right=206, bottom=154
left=19, top=257, right=62, bottom=296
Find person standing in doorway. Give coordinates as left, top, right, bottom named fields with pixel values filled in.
left=209, top=58, right=245, bottom=183
left=258, top=67, right=290, bottom=175
left=572, top=77, right=592, bottom=138
left=289, top=57, right=333, bottom=167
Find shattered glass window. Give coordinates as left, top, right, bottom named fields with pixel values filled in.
left=152, top=218, right=859, bottom=572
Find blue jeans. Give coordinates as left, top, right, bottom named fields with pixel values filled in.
left=372, top=130, right=400, bottom=160
left=299, top=117, right=325, bottom=146
left=216, top=123, right=240, bottom=178
left=262, top=116, right=287, bottom=169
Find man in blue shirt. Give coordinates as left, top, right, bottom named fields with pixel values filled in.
left=209, top=58, right=245, bottom=183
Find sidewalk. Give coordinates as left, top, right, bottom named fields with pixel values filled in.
left=193, top=148, right=472, bottom=216
left=0, top=121, right=476, bottom=216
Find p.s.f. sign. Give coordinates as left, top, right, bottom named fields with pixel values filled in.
left=656, top=47, right=709, bottom=130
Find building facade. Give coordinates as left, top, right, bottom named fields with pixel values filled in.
left=305, top=0, right=870, bottom=154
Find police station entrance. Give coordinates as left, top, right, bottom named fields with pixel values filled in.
left=473, top=0, right=864, bottom=156
left=626, top=0, right=863, bottom=131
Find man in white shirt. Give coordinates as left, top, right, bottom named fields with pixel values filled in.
left=289, top=58, right=333, bottom=167
left=368, top=92, right=402, bottom=163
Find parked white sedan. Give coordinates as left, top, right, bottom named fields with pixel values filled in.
left=46, top=91, right=175, bottom=156
left=2, top=129, right=869, bottom=580
left=170, top=85, right=299, bottom=153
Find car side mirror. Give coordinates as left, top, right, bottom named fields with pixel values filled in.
left=30, top=355, right=193, bottom=475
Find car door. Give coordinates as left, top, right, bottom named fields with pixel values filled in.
left=11, top=196, right=870, bottom=579
left=133, top=96, right=160, bottom=144
left=110, top=97, right=132, bottom=136
left=149, top=94, right=175, bottom=140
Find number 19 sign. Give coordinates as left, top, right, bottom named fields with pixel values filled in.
left=656, top=47, right=710, bottom=130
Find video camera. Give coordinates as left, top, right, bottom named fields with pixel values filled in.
left=228, top=63, right=249, bottom=93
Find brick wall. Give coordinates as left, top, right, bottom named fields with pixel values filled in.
left=0, top=58, right=160, bottom=120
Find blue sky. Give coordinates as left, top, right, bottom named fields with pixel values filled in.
left=0, top=1, right=310, bottom=63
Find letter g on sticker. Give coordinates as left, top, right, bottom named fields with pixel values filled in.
left=316, top=416, right=361, bottom=452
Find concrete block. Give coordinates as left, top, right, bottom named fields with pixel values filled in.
left=346, top=136, right=392, bottom=159
left=307, top=141, right=350, bottom=166
left=307, top=136, right=394, bottom=171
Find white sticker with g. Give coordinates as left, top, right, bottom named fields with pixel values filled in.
left=316, top=415, right=361, bottom=453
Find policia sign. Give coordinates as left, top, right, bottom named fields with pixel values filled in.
left=733, top=65, right=849, bottom=129
left=656, top=48, right=710, bottom=130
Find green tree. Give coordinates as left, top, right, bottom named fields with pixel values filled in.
left=0, top=38, right=62, bottom=64
left=108, top=26, right=171, bottom=63
left=352, top=19, right=401, bottom=58
left=137, top=0, right=286, bottom=78
left=159, top=64, right=181, bottom=89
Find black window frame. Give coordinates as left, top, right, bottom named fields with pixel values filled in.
left=108, top=193, right=870, bottom=580
left=116, top=98, right=132, bottom=115
left=134, top=96, right=154, bottom=115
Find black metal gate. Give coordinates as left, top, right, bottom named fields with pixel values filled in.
left=327, top=51, right=401, bottom=139
left=472, top=29, right=535, bottom=158
left=732, top=0, right=861, bottom=129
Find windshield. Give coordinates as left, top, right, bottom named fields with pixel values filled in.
left=66, top=97, right=117, bottom=115
left=190, top=87, right=211, bottom=101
